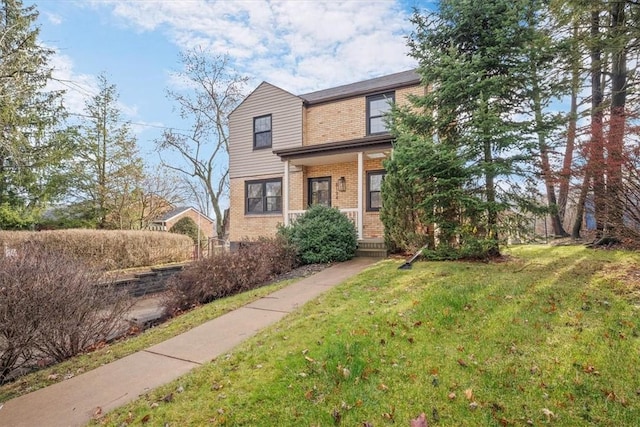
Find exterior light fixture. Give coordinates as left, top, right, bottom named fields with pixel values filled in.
left=337, top=176, right=346, bottom=192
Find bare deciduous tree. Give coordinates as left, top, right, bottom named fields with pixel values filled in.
left=158, top=48, right=247, bottom=240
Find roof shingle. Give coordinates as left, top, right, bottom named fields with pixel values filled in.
left=299, top=69, right=420, bottom=105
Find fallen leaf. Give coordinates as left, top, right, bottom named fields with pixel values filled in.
left=378, top=383, right=389, bottom=391
left=410, top=413, right=428, bottom=427
left=332, top=407, right=341, bottom=425
left=583, top=365, right=600, bottom=375
left=465, top=388, right=474, bottom=400
left=47, top=374, right=58, bottom=381
left=162, top=393, right=173, bottom=402
left=432, top=407, right=440, bottom=422
left=140, top=414, right=151, bottom=423
left=93, top=407, right=102, bottom=418
left=469, top=402, right=479, bottom=410
left=457, top=358, right=468, bottom=367
left=541, top=408, right=555, bottom=421
left=382, top=405, right=395, bottom=421
left=305, top=356, right=315, bottom=363
left=448, top=392, right=456, bottom=400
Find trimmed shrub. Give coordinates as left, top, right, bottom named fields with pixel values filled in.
left=279, top=205, right=357, bottom=264
left=163, top=236, right=298, bottom=314
left=0, top=244, right=133, bottom=383
left=0, top=229, right=193, bottom=270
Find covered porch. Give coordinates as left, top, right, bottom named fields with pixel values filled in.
left=274, top=134, right=392, bottom=241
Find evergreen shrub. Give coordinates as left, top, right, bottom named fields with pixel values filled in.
left=279, top=205, right=357, bottom=264
left=169, top=217, right=202, bottom=244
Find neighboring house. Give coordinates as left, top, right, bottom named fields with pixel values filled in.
left=228, top=70, right=424, bottom=253
left=150, top=206, right=216, bottom=239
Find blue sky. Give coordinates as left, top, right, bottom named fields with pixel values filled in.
left=34, top=0, right=430, bottom=165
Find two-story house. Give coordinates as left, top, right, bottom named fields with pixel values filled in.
left=228, top=70, right=424, bottom=254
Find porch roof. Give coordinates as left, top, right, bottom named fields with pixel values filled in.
left=273, top=134, right=393, bottom=163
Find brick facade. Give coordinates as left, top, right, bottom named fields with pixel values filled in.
left=229, top=174, right=284, bottom=241
left=152, top=207, right=215, bottom=239
left=304, top=85, right=424, bottom=146
left=228, top=71, right=424, bottom=245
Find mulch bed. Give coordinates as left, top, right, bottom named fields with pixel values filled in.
left=264, top=263, right=330, bottom=284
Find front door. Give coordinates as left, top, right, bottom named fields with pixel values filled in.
left=309, top=177, right=331, bottom=207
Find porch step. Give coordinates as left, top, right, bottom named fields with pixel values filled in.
left=356, top=239, right=387, bottom=258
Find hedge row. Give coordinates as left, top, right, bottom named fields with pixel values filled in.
left=0, top=230, right=194, bottom=270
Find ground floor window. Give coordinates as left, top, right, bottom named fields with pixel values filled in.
left=308, top=177, right=331, bottom=207
left=367, top=170, right=385, bottom=211
left=246, top=178, right=282, bottom=214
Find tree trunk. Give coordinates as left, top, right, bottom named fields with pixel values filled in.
left=481, top=94, right=499, bottom=255
left=558, top=23, right=579, bottom=224
left=589, top=8, right=606, bottom=238
left=572, top=170, right=591, bottom=239
left=606, top=0, right=627, bottom=234
left=532, top=78, right=568, bottom=237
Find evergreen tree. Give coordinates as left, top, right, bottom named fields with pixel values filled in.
left=387, top=0, right=542, bottom=257
left=0, top=0, right=73, bottom=228
left=74, top=75, right=144, bottom=229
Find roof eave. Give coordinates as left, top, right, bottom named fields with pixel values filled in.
left=301, top=79, right=420, bottom=106
left=273, top=134, right=394, bottom=160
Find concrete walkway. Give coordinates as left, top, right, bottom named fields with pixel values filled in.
left=0, top=257, right=378, bottom=427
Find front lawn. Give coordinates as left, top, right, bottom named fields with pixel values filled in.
left=94, top=246, right=640, bottom=426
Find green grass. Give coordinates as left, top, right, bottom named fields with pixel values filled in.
left=0, top=279, right=296, bottom=403
left=92, top=246, right=640, bottom=426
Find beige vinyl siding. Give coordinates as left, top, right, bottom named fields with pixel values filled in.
left=229, top=82, right=303, bottom=179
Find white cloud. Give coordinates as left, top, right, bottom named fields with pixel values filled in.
left=44, top=12, right=63, bottom=25
left=47, top=49, right=146, bottom=133
left=47, top=50, right=98, bottom=115
left=86, top=0, right=416, bottom=94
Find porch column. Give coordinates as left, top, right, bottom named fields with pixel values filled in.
left=283, top=160, right=290, bottom=226
left=357, top=151, right=363, bottom=239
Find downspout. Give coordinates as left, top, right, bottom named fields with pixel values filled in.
left=357, top=152, right=364, bottom=239
left=283, top=160, right=290, bottom=226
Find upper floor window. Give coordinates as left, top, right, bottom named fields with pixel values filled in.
left=246, top=178, right=282, bottom=214
left=367, top=92, right=395, bottom=135
left=253, top=114, right=272, bottom=149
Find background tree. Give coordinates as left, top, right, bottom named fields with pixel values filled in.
left=73, top=74, right=144, bottom=229
left=0, top=0, right=74, bottom=228
left=519, top=2, right=572, bottom=237
left=553, top=1, right=640, bottom=241
left=133, top=168, right=187, bottom=230
left=157, top=48, right=247, bottom=240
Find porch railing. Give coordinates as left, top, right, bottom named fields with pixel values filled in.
left=288, top=208, right=358, bottom=230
